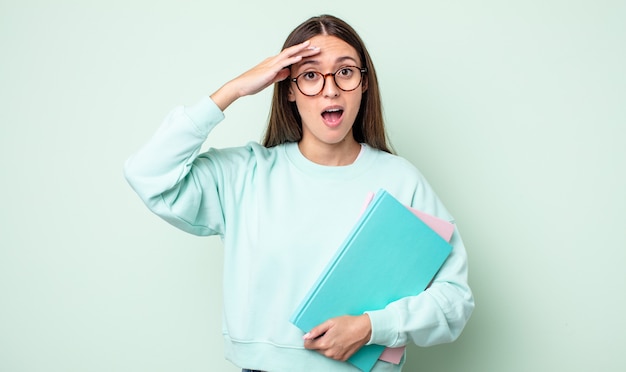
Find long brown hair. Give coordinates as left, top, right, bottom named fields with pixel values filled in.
left=263, top=15, right=392, bottom=153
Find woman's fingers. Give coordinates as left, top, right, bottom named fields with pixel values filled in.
left=274, top=40, right=321, bottom=71
left=240, top=40, right=320, bottom=93
left=270, top=41, right=321, bottom=84
left=282, top=40, right=320, bottom=59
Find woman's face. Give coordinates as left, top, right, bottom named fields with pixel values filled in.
left=288, top=35, right=366, bottom=151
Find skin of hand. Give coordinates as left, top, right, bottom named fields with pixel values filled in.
left=303, top=314, right=372, bottom=362
left=210, top=41, right=321, bottom=111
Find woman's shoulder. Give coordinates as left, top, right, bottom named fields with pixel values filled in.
left=366, top=146, right=422, bottom=174
left=196, top=141, right=284, bottom=166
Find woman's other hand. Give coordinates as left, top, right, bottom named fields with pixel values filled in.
left=303, top=314, right=372, bottom=362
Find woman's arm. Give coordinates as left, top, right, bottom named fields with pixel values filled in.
left=123, top=41, right=321, bottom=235
left=366, top=229, right=474, bottom=347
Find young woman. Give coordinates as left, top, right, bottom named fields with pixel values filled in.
left=125, top=14, right=474, bottom=372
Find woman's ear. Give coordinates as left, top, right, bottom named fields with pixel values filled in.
left=362, top=75, right=368, bottom=93
left=288, top=86, right=296, bottom=102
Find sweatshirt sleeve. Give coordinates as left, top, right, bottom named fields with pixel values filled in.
left=123, top=96, right=227, bottom=236
left=364, top=176, right=475, bottom=348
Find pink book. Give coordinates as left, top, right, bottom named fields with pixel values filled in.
left=360, top=192, right=455, bottom=364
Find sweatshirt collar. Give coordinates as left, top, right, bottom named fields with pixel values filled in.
left=283, top=142, right=376, bottom=179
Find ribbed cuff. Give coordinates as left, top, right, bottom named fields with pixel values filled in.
left=365, top=308, right=399, bottom=346
left=185, top=96, right=225, bottom=135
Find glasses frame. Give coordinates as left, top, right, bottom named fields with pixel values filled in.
left=291, top=66, right=368, bottom=97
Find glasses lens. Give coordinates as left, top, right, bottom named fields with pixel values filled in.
left=334, top=67, right=362, bottom=91
left=296, top=72, right=324, bottom=96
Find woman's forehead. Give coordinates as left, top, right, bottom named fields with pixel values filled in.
left=294, top=35, right=360, bottom=70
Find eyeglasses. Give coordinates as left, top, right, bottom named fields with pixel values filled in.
left=291, top=66, right=367, bottom=96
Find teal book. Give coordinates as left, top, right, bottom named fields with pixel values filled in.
left=290, top=189, right=453, bottom=371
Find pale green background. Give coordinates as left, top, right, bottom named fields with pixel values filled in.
left=1, top=0, right=625, bottom=371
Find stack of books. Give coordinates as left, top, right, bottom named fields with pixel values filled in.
left=290, top=189, right=455, bottom=371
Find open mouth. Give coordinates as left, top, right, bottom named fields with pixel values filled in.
left=321, top=108, right=344, bottom=125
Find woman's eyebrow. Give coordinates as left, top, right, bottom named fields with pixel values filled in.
left=299, top=60, right=320, bottom=68
left=297, top=56, right=359, bottom=69
left=336, top=56, right=358, bottom=64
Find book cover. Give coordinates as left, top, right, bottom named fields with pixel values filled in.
left=290, top=189, right=453, bottom=371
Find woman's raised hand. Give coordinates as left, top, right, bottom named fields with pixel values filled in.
left=210, top=41, right=320, bottom=111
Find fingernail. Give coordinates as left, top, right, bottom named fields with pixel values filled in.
left=303, top=332, right=311, bottom=339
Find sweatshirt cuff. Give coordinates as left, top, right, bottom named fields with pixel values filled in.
left=365, top=308, right=399, bottom=346
left=185, top=96, right=225, bottom=135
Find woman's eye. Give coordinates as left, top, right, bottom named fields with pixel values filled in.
left=303, top=72, right=318, bottom=80
left=338, top=68, right=353, bottom=78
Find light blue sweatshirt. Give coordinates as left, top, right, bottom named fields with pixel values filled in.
left=124, top=96, right=474, bottom=371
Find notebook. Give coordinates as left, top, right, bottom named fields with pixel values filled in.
left=290, top=189, right=453, bottom=371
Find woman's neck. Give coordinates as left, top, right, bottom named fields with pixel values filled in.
left=297, top=138, right=362, bottom=166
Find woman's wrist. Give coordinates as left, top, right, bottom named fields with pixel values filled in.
left=210, top=80, right=241, bottom=112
